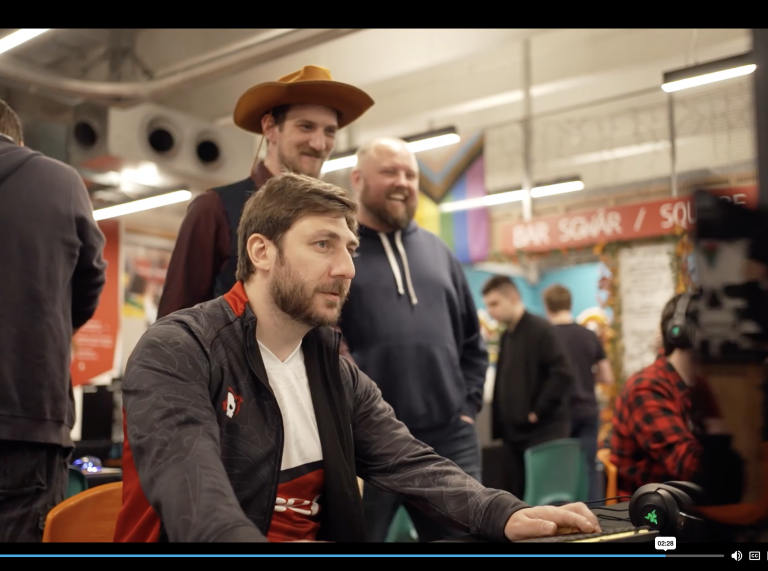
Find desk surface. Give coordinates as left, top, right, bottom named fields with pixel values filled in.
left=434, top=502, right=644, bottom=543
left=83, top=467, right=122, bottom=488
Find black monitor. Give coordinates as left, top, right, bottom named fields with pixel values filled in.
left=79, top=383, right=116, bottom=442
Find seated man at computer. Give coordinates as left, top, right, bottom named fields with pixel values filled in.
left=611, top=293, right=709, bottom=496
left=113, top=172, right=600, bottom=543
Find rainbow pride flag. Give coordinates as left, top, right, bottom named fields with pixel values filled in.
left=414, top=132, right=489, bottom=264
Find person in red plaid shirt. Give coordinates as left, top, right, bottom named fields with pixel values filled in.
left=610, top=293, right=705, bottom=496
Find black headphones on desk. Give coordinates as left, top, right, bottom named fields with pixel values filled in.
left=629, top=481, right=708, bottom=541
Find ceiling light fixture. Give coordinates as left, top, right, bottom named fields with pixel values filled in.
left=120, top=162, right=162, bottom=187
left=661, top=52, right=755, bottom=93
left=93, top=190, right=191, bottom=221
left=438, top=179, right=584, bottom=213
left=321, top=154, right=358, bottom=174
left=321, top=126, right=461, bottom=174
left=529, top=180, right=584, bottom=198
left=0, top=29, right=50, bottom=56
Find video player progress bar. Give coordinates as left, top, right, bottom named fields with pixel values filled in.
left=665, top=554, right=725, bottom=557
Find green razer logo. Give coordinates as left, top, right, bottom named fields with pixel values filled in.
left=645, top=509, right=658, bottom=525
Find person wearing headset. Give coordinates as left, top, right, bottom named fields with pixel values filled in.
left=611, top=292, right=715, bottom=497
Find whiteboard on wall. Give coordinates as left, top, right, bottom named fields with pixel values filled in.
left=618, top=242, right=676, bottom=379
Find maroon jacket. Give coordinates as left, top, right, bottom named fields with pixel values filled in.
left=157, top=162, right=273, bottom=318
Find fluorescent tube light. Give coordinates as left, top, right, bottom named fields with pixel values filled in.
left=321, top=154, right=358, bottom=174
left=529, top=180, right=584, bottom=197
left=438, top=180, right=584, bottom=212
left=0, top=29, right=50, bottom=55
left=662, top=64, right=755, bottom=92
left=405, top=133, right=461, bottom=153
left=661, top=53, right=755, bottom=93
left=321, top=127, right=461, bottom=174
left=402, top=126, right=460, bottom=153
left=439, top=190, right=526, bottom=213
left=93, top=190, right=191, bottom=221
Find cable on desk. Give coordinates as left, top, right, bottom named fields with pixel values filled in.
left=597, top=513, right=632, bottom=523
left=583, top=495, right=633, bottom=505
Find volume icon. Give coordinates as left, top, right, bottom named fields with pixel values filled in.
left=732, top=551, right=742, bottom=561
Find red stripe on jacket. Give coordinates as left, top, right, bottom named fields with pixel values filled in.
left=223, top=280, right=248, bottom=317
left=114, top=281, right=248, bottom=542
left=113, top=411, right=161, bottom=542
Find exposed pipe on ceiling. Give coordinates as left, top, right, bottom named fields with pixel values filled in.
left=0, top=29, right=362, bottom=107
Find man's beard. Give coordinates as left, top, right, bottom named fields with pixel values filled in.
left=361, top=181, right=414, bottom=231
left=270, top=253, right=348, bottom=328
left=277, top=145, right=325, bottom=178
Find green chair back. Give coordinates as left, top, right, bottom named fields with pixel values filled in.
left=523, top=438, right=589, bottom=506
left=385, top=505, right=418, bottom=542
left=66, top=466, right=88, bottom=499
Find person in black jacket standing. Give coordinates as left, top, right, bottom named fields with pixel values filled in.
left=0, top=99, right=106, bottom=542
left=482, top=275, right=574, bottom=499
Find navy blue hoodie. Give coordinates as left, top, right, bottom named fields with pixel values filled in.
left=338, top=221, right=488, bottom=436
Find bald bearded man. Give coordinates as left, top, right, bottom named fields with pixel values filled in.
left=337, top=138, right=488, bottom=542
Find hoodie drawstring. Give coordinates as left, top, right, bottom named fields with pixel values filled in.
left=378, top=231, right=418, bottom=306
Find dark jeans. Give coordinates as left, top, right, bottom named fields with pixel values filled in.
left=362, top=415, right=482, bottom=542
left=571, top=415, right=599, bottom=502
left=0, top=440, right=70, bottom=542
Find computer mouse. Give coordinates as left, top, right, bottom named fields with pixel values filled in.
left=73, top=456, right=102, bottom=473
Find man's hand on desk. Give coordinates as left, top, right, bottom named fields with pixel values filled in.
left=504, top=503, right=601, bottom=541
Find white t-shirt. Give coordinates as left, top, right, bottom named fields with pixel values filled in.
left=257, top=340, right=324, bottom=542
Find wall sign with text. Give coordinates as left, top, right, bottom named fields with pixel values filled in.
left=70, top=219, right=120, bottom=386
left=500, top=186, right=757, bottom=253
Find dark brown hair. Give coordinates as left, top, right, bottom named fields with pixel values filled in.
left=236, top=171, right=358, bottom=282
left=482, top=274, right=519, bottom=296
left=0, top=99, right=23, bottom=144
left=267, top=104, right=339, bottom=130
left=269, top=105, right=292, bottom=129
left=543, top=283, right=572, bottom=313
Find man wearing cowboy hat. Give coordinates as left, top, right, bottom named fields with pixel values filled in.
left=156, top=65, right=374, bottom=319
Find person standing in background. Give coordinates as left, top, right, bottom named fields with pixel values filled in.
left=0, top=99, right=107, bottom=542
left=157, top=65, right=374, bottom=318
left=482, top=275, right=574, bottom=500
left=337, top=138, right=488, bottom=542
left=543, top=284, right=614, bottom=502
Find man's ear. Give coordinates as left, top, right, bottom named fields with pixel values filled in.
left=247, top=233, right=274, bottom=272
left=261, top=113, right=277, bottom=144
left=350, top=168, right=362, bottom=194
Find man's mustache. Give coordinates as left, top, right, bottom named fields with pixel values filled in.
left=299, top=148, right=325, bottom=159
left=315, top=282, right=347, bottom=297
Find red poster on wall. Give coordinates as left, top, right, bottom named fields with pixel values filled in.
left=71, top=219, right=120, bottom=386
left=501, top=185, right=758, bottom=253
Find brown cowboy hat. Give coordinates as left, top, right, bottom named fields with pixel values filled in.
left=233, top=65, right=374, bottom=134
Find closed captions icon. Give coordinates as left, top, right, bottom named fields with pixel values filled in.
left=749, top=552, right=759, bottom=560
left=731, top=551, right=741, bottom=561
